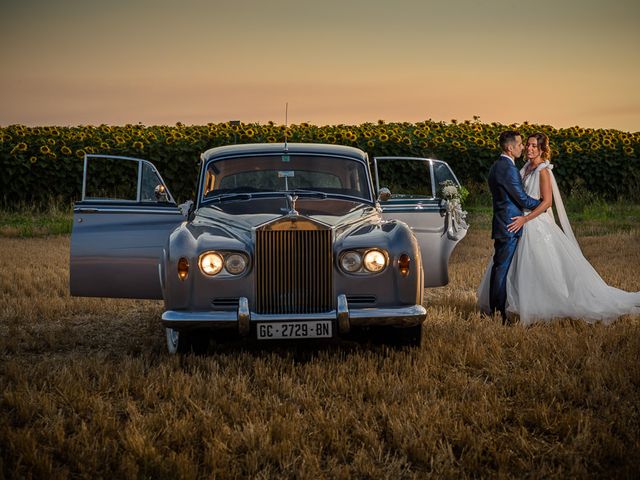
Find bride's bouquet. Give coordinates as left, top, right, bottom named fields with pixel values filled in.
left=439, top=180, right=469, bottom=239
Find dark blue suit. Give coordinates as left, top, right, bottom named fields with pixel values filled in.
left=488, top=155, right=541, bottom=320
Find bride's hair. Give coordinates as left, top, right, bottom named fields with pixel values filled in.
left=528, top=133, right=551, bottom=160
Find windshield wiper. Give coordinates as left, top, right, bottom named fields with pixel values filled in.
left=208, top=193, right=254, bottom=204
left=284, top=189, right=328, bottom=199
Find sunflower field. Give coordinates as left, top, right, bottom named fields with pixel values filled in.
left=1, top=120, right=638, bottom=206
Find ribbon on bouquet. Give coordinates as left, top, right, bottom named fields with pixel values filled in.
left=443, top=198, right=469, bottom=240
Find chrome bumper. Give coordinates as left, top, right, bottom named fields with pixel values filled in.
left=161, top=294, right=426, bottom=335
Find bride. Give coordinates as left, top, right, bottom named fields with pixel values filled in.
left=478, top=132, right=640, bottom=324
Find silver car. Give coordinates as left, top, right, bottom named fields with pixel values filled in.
left=70, top=143, right=467, bottom=353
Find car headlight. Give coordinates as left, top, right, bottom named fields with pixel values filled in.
left=199, top=252, right=224, bottom=276
left=363, top=249, right=387, bottom=272
left=340, top=251, right=362, bottom=273
left=225, top=253, right=248, bottom=275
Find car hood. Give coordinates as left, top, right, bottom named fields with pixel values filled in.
left=187, top=199, right=381, bottom=245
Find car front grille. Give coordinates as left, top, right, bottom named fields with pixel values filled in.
left=255, top=229, right=333, bottom=314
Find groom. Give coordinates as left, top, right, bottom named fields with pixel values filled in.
left=488, top=131, right=541, bottom=323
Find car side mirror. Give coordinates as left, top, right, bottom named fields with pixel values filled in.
left=377, top=187, right=391, bottom=202
left=154, top=184, right=169, bottom=202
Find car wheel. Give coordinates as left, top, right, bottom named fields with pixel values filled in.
left=165, top=328, right=209, bottom=355
left=390, top=323, right=423, bottom=347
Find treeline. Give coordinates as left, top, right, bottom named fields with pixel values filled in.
left=1, top=120, right=638, bottom=205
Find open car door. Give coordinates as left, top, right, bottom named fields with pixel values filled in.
left=373, top=157, right=468, bottom=287
left=70, top=154, right=186, bottom=299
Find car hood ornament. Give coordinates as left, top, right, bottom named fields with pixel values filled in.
left=286, top=194, right=299, bottom=216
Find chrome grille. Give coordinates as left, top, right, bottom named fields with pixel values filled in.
left=255, top=229, right=333, bottom=314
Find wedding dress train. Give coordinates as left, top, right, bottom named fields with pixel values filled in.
left=477, top=161, right=640, bottom=325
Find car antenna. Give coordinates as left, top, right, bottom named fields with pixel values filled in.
left=284, top=102, right=289, bottom=153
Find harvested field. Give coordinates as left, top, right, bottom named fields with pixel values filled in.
left=1, top=227, right=639, bottom=479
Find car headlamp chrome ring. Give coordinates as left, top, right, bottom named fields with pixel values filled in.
left=199, top=252, right=224, bottom=276
left=340, top=251, right=363, bottom=273
left=363, top=249, right=387, bottom=273
left=224, top=253, right=248, bottom=275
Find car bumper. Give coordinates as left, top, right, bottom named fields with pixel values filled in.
left=161, top=294, right=426, bottom=335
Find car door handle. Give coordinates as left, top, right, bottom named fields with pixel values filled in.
left=75, top=208, right=100, bottom=213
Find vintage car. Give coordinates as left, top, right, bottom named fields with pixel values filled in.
left=70, top=143, right=467, bottom=353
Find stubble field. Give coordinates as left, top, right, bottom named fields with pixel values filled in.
left=1, top=224, right=639, bottom=479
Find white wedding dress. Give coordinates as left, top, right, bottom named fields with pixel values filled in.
left=477, top=161, right=640, bottom=325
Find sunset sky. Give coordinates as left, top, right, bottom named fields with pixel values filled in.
left=1, top=0, right=639, bottom=131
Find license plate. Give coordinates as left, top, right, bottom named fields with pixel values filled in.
left=256, top=321, right=332, bottom=340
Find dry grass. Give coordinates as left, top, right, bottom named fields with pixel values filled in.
left=1, top=229, right=639, bottom=479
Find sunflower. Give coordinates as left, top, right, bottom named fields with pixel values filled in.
left=367, top=140, right=375, bottom=148
left=40, top=145, right=52, bottom=154
left=16, top=142, right=28, bottom=151
left=566, top=147, right=574, bottom=154
left=379, top=134, right=389, bottom=142
left=133, top=141, right=144, bottom=149
left=61, top=146, right=72, bottom=155
left=474, top=137, right=486, bottom=146
left=76, top=149, right=86, bottom=159
left=624, top=146, right=634, bottom=155
left=435, top=136, right=445, bottom=144
left=30, top=156, right=38, bottom=164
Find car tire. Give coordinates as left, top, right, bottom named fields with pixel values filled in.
left=165, top=327, right=209, bottom=355
left=390, top=323, right=423, bottom=348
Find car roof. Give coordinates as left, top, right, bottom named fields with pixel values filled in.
left=201, top=143, right=368, bottom=162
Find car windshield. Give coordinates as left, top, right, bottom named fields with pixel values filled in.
left=201, top=155, right=372, bottom=203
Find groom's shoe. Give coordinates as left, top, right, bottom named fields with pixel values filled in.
left=502, top=311, right=517, bottom=326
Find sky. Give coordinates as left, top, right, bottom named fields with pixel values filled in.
left=1, top=0, right=639, bottom=131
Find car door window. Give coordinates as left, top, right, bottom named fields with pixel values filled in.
left=82, top=155, right=174, bottom=203
left=140, top=162, right=167, bottom=202
left=432, top=162, right=460, bottom=197
left=376, top=158, right=433, bottom=199
left=85, top=156, right=139, bottom=201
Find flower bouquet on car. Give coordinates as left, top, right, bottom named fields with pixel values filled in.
left=439, top=180, right=469, bottom=239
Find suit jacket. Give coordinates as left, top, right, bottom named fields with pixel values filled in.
left=488, top=155, right=541, bottom=239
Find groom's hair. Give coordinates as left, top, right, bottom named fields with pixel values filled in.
left=499, top=130, right=521, bottom=152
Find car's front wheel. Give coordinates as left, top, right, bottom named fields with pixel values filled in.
left=165, top=327, right=209, bottom=354
left=392, top=323, right=423, bottom=347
